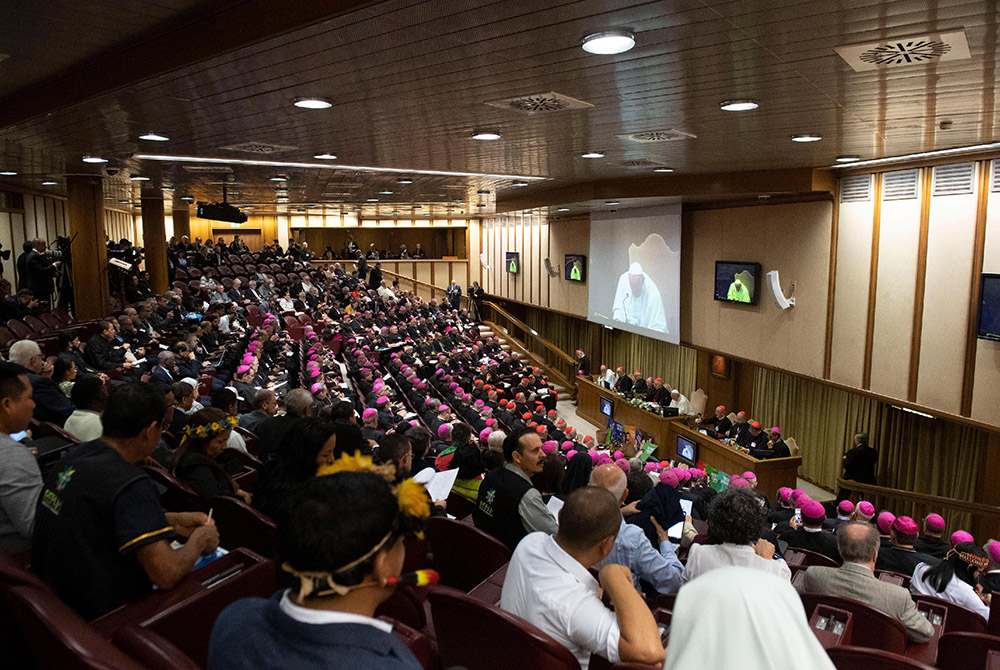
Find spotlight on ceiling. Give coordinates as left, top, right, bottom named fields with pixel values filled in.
left=82, top=156, right=107, bottom=163
left=582, top=29, right=636, bottom=55
left=313, top=152, right=338, bottom=160
left=835, top=155, right=861, bottom=163
left=270, top=175, right=288, bottom=182
left=0, top=170, right=17, bottom=176
left=42, top=180, right=58, bottom=186
left=397, top=177, right=414, bottom=184
left=129, top=175, right=150, bottom=181
left=720, top=99, right=759, bottom=112
left=139, top=132, right=170, bottom=141
left=791, top=134, right=822, bottom=143
left=581, top=151, right=605, bottom=159
left=653, top=167, right=674, bottom=173
left=472, top=130, right=502, bottom=141
left=293, top=97, right=333, bottom=109
left=512, top=181, right=528, bottom=187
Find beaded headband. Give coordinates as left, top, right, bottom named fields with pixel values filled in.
left=947, top=548, right=989, bottom=569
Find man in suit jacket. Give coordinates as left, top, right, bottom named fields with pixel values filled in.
left=778, top=500, right=841, bottom=563
left=875, top=516, right=940, bottom=576
left=24, top=240, right=59, bottom=301
left=149, top=351, right=179, bottom=389
left=796, top=521, right=934, bottom=643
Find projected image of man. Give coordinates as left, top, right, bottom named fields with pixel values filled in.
left=727, top=275, right=751, bottom=303
left=611, top=262, right=667, bottom=333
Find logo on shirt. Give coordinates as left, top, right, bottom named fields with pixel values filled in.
left=56, top=466, right=76, bottom=492
left=479, top=488, right=496, bottom=517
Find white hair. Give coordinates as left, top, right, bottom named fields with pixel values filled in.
left=8, top=339, right=41, bottom=368
left=487, top=430, right=507, bottom=452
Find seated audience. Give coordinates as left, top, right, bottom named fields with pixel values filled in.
left=590, top=464, right=683, bottom=595
left=482, top=429, right=506, bottom=471
left=796, top=521, right=934, bottom=642
left=500, top=486, right=665, bottom=669
left=84, top=318, right=130, bottom=371
left=778, top=499, right=841, bottom=563
left=0, top=363, right=42, bottom=553
left=474, top=427, right=558, bottom=551
left=875, top=515, right=940, bottom=576
left=208, top=471, right=428, bottom=670
left=449, top=442, right=485, bottom=499
left=253, top=418, right=337, bottom=521
left=211, top=387, right=248, bottom=453
left=981, top=541, right=1000, bottom=596
left=168, top=380, right=195, bottom=434
left=376, top=433, right=413, bottom=480
left=63, top=374, right=107, bottom=443
left=910, top=541, right=990, bottom=620
left=52, top=355, right=77, bottom=397
left=257, top=388, right=314, bottom=460
left=10, top=339, right=75, bottom=426
left=172, top=407, right=251, bottom=504
left=683, top=487, right=790, bottom=582
left=666, top=566, right=836, bottom=670
left=406, top=425, right=435, bottom=474
left=913, top=513, right=950, bottom=559
left=32, top=383, right=219, bottom=620
left=239, top=388, right=277, bottom=435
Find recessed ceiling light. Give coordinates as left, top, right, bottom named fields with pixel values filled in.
left=118, top=199, right=130, bottom=204
left=270, top=175, right=288, bottom=182
left=313, top=152, right=338, bottom=160
left=653, top=167, right=674, bottom=173
left=471, top=130, right=502, bottom=141
left=397, top=177, right=414, bottom=184
left=379, top=189, right=394, bottom=195
left=244, top=206, right=255, bottom=210
left=835, top=155, right=861, bottom=163
left=367, top=198, right=379, bottom=202
left=42, top=180, right=58, bottom=186
left=294, top=97, right=332, bottom=109
left=557, top=207, right=570, bottom=212
left=130, top=175, right=150, bottom=181
left=391, top=210, right=400, bottom=214
left=605, top=200, right=620, bottom=205
left=139, top=132, right=170, bottom=141
left=791, top=134, right=822, bottom=143
left=582, top=29, right=636, bottom=55
left=581, top=151, right=605, bottom=159
left=720, top=99, right=759, bottom=112
left=181, top=196, right=194, bottom=201
left=82, top=156, right=107, bottom=163
left=161, top=186, right=174, bottom=191
left=0, top=170, right=17, bottom=176
left=512, top=181, right=528, bottom=187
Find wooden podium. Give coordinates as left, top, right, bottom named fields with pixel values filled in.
left=575, top=377, right=687, bottom=449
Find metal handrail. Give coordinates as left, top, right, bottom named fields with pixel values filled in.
left=482, top=300, right=576, bottom=366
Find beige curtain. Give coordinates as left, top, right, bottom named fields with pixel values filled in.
left=752, top=367, right=987, bottom=503
left=600, top=329, right=697, bottom=398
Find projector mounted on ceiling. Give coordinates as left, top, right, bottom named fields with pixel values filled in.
left=197, top=184, right=247, bottom=223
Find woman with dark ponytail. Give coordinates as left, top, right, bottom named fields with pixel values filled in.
left=910, top=541, right=990, bottom=620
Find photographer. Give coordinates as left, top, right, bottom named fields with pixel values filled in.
left=24, top=238, right=60, bottom=303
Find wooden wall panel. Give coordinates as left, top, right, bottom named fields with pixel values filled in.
left=971, top=165, right=1000, bottom=423
left=829, top=194, right=876, bottom=387
left=869, top=195, right=921, bottom=399
left=916, top=176, right=980, bottom=413
left=468, top=219, right=481, bottom=287
left=415, top=262, right=431, bottom=286
left=0, top=212, right=13, bottom=289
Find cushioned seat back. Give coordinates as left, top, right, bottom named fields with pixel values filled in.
left=936, top=631, right=1000, bottom=670
left=112, top=625, right=201, bottom=670
left=785, top=547, right=840, bottom=568
left=428, top=586, right=581, bottom=670
left=826, top=645, right=936, bottom=670
left=799, top=593, right=907, bottom=655
left=209, top=495, right=275, bottom=557
left=425, top=516, right=511, bottom=592
left=141, top=464, right=207, bottom=512
left=911, top=594, right=987, bottom=634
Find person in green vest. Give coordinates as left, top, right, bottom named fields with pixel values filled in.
left=509, top=256, right=519, bottom=273
left=727, top=276, right=751, bottom=303
left=570, top=259, right=583, bottom=281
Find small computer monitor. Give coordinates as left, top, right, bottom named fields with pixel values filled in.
left=599, top=396, right=613, bottom=418
left=676, top=435, right=697, bottom=465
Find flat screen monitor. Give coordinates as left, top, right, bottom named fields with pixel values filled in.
left=565, top=254, right=586, bottom=282
left=676, top=435, right=697, bottom=465
left=505, top=252, right=520, bottom=274
left=977, top=273, right=1000, bottom=341
left=599, top=396, right=613, bottom=418
left=714, top=261, right=761, bottom=306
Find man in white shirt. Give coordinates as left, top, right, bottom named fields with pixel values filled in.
left=500, top=487, right=665, bottom=670
left=610, top=262, right=667, bottom=333
left=683, top=487, right=790, bottom=582
left=668, top=389, right=694, bottom=415
left=63, top=375, right=107, bottom=443
left=0, top=363, right=42, bottom=552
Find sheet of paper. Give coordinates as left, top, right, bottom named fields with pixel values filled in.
left=546, top=496, right=564, bottom=517
left=679, top=498, right=693, bottom=516
left=425, top=468, right=459, bottom=502
left=667, top=521, right=684, bottom=540
left=413, top=467, right=436, bottom=485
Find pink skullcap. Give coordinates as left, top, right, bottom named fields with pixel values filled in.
left=729, top=477, right=750, bottom=488
left=876, top=512, right=896, bottom=534
left=925, top=513, right=945, bottom=531
left=892, top=516, right=918, bottom=535
left=989, top=541, right=1000, bottom=564
left=838, top=500, right=855, bottom=514
left=857, top=501, right=875, bottom=518
left=376, top=396, right=388, bottom=405
left=309, top=354, right=318, bottom=361
left=409, top=420, right=418, bottom=427
left=778, top=487, right=792, bottom=502
left=462, top=394, right=471, bottom=401
left=437, top=406, right=450, bottom=415
left=589, top=451, right=601, bottom=464
left=614, top=458, right=630, bottom=473
left=802, top=500, right=826, bottom=522
left=448, top=382, right=458, bottom=390
left=660, top=470, right=679, bottom=487
left=474, top=399, right=484, bottom=407
left=542, top=440, right=558, bottom=454
left=242, top=354, right=253, bottom=364
left=689, top=469, right=702, bottom=479
left=237, top=365, right=250, bottom=374
left=567, top=450, right=578, bottom=460
left=436, top=424, right=452, bottom=439
left=373, top=379, right=383, bottom=387
left=416, top=381, right=426, bottom=389
left=682, top=470, right=693, bottom=481
left=310, top=382, right=323, bottom=393
left=644, top=462, right=659, bottom=472
left=424, top=398, right=435, bottom=406
left=790, top=489, right=806, bottom=503
left=770, top=427, right=780, bottom=435
left=561, top=441, right=574, bottom=451
left=742, top=471, right=756, bottom=480
left=435, top=369, right=444, bottom=377
left=485, top=418, right=495, bottom=427
left=479, top=429, right=492, bottom=442
left=309, top=368, right=321, bottom=378
left=599, top=454, right=613, bottom=465
left=362, top=408, right=377, bottom=420
left=613, top=451, right=624, bottom=460
left=951, top=530, right=975, bottom=546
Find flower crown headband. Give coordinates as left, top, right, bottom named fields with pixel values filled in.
left=282, top=451, right=431, bottom=603
left=182, top=415, right=238, bottom=440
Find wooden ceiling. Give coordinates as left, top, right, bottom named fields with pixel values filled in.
left=0, top=0, right=996, bottom=214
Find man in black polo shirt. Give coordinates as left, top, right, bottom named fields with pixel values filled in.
left=779, top=500, right=841, bottom=563
left=474, top=427, right=558, bottom=551
left=32, top=383, right=219, bottom=620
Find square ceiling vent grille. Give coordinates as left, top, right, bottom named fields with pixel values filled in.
left=486, top=91, right=593, bottom=115
left=219, top=142, right=298, bottom=154
left=618, top=129, right=697, bottom=143
left=835, top=30, right=970, bottom=72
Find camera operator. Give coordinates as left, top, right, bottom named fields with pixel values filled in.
left=23, top=239, right=60, bottom=304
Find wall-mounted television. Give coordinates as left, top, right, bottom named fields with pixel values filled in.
left=977, top=273, right=1000, bottom=342
left=565, top=254, right=587, bottom=282
left=599, top=396, right=613, bottom=418
left=676, top=435, right=698, bottom=465
left=505, top=252, right=520, bottom=274
left=714, top=261, right=761, bottom=306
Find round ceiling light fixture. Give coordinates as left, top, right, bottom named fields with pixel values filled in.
left=130, top=175, right=150, bottom=181
left=581, top=151, right=605, bottom=159
left=512, top=181, right=528, bottom=187
left=270, top=175, right=288, bottom=182
left=82, top=156, right=107, bottom=163
left=471, top=130, right=502, bottom=141
left=0, top=170, right=17, bottom=176
left=605, top=200, right=620, bottom=206
left=367, top=198, right=379, bottom=202
left=397, top=177, right=414, bottom=184
left=720, top=99, right=759, bottom=112
left=313, top=152, right=338, bottom=160
left=42, top=180, right=58, bottom=186
left=293, top=97, right=333, bottom=109
left=181, top=196, right=194, bottom=202
left=139, top=132, right=170, bottom=141
left=582, top=29, right=636, bottom=55
left=835, top=155, right=861, bottom=163
left=791, top=134, right=822, bottom=143
left=557, top=207, right=570, bottom=212
left=653, top=167, right=674, bottom=173
left=118, top=199, right=130, bottom=204
left=379, top=189, right=394, bottom=195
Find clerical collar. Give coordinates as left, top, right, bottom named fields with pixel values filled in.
left=803, top=526, right=823, bottom=533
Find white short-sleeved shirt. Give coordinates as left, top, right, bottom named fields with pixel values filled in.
left=683, top=542, right=791, bottom=582
left=500, top=532, right=619, bottom=669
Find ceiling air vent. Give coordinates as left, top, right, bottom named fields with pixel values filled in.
left=618, top=129, right=696, bottom=143
left=835, top=30, right=970, bottom=72
left=991, top=161, right=1000, bottom=193
left=219, top=142, right=298, bottom=154
left=839, top=174, right=872, bottom=203
left=621, top=158, right=666, bottom=168
left=932, top=163, right=975, bottom=196
left=181, top=165, right=233, bottom=173
left=882, top=169, right=919, bottom=201
left=485, top=91, right=593, bottom=115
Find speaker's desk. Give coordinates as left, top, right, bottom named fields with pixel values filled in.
left=669, top=423, right=802, bottom=497
left=575, top=377, right=689, bottom=450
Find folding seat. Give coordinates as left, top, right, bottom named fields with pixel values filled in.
left=275, top=273, right=288, bottom=285
left=379, top=616, right=439, bottom=670
left=209, top=495, right=275, bottom=557
left=186, top=267, right=203, bottom=280
left=424, top=517, right=511, bottom=592
left=234, top=426, right=259, bottom=456
left=220, top=276, right=233, bottom=289
left=23, top=315, right=48, bottom=334
left=140, top=464, right=207, bottom=512
left=936, top=631, right=1000, bottom=670
left=52, top=307, right=74, bottom=324
left=230, top=264, right=245, bottom=275
left=427, top=586, right=582, bottom=670
left=112, top=626, right=201, bottom=670
left=187, top=280, right=202, bottom=295
left=875, top=570, right=910, bottom=588
left=799, top=593, right=907, bottom=655
left=286, top=271, right=299, bottom=283
left=39, top=312, right=63, bottom=330
left=826, top=646, right=936, bottom=670
left=0, top=326, right=14, bottom=349
left=283, top=315, right=300, bottom=330
left=444, top=492, right=476, bottom=519
left=467, top=563, right=508, bottom=606
left=7, top=319, right=35, bottom=340
left=226, top=255, right=240, bottom=265
left=174, top=268, right=188, bottom=281
left=240, top=254, right=253, bottom=264
left=244, top=263, right=256, bottom=274
left=297, top=314, right=312, bottom=326
left=784, top=548, right=840, bottom=569
left=269, top=263, right=282, bottom=273
left=218, top=266, right=234, bottom=278
left=911, top=594, right=987, bottom=634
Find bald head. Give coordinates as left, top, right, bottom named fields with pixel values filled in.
left=556, top=487, right=622, bottom=552
left=837, top=521, right=879, bottom=564
left=589, top=464, right=627, bottom=504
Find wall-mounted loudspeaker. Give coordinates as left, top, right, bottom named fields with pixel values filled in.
left=479, top=253, right=492, bottom=270
left=766, top=270, right=795, bottom=310
left=543, top=257, right=559, bottom=277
